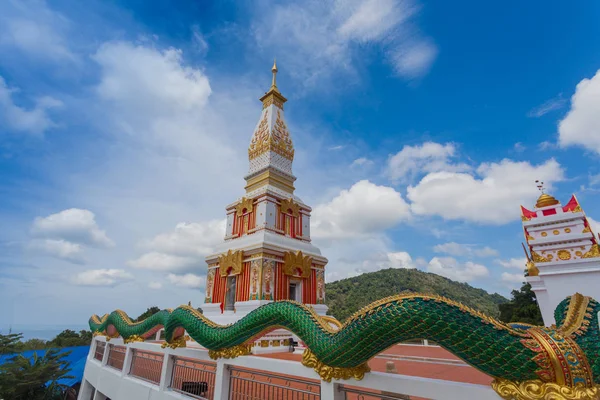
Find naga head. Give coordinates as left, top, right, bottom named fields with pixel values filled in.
left=554, top=294, right=600, bottom=384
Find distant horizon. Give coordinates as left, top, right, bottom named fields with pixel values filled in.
left=0, top=324, right=89, bottom=341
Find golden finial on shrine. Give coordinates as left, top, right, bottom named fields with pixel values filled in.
left=271, top=58, right=278, bottom=90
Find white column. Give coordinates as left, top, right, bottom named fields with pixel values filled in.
left=423, top=339, right=429, bottom=346
left=101, top=343, right=110, bottom=366
left=121, top=346, right=134, bottom=377
left=77, top=380, right=94, bottom=400
left=320, top=380, right=344, bottom=400
left=93, top=390, right=107, bottom=400
left=159, top=352, right=175, bottom=391
left=213, top=360, right=231, bottom=399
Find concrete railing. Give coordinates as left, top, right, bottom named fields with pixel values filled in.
left=78, top=337, right=501, bottom=400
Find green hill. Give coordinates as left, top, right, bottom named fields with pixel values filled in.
left=325, top=268, right=507, bottom=322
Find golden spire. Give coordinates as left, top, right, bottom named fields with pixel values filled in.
left=271, top=58, right=278, bottom=90
left=260, top=59, right=287, bottom=109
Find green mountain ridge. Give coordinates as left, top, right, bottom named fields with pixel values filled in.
left=325, top=268, right=508, bottom=322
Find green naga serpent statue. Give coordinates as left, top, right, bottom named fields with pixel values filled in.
left=89, top=293, right=600, bottom=400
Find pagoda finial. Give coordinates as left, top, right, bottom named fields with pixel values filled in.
left=259, top=59, right=287, bottom=108
left=534, top=180, right=559, bottom=208
left=271, top=58, right=278, bottom=88
left=535, top=180, right=545, bottom=194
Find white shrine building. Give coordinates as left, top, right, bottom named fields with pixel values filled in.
left=200, top=62, right=328, bottom=350
left=522, top=192, right=600, bottom=325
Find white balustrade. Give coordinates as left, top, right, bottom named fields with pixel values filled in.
left=78, top=337, right=501, bottom=400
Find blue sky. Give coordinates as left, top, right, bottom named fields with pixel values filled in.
left=1, top=0, right=600, bottom=327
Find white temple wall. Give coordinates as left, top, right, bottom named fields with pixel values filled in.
left=225, top=212, right=234, bottom=237
left=255, top=200, right=267, bottom=227
left=528, top=266, right=600, bottom=325
left=265, top=201, right=277, bottom=230
left=301, top=212, right=311, bottom=239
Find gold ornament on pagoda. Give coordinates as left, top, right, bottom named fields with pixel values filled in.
left=219, top=250, right=244, bottom=277
left=557, top=250, right=571, bottom=261
left=531, top=251, right=550, bottom=263
left=535, top=193, right=559, bottom=208
left=526, top=261, right=539, bottom=277
left=283, top=250, right=312, bottom=278
left=280, top=198, right=300, bottom=217
left=582, top=244, right=600, bottom=259
left=235, top=197, right=254, bottom=216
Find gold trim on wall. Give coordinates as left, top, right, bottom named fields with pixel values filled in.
left=219, top=250, right=244, bottom=277
left=283, top=250, right=312, bottom=278
left=235, top=197, right=254, bottom=216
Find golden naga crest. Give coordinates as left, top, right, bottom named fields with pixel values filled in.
left=219, top=250, right=244, bottom=277
left=235, top=197, right=254, bottom=216
left=283, top=250, right=312, bottom=278
left=280, top=198, right=300, bottom=217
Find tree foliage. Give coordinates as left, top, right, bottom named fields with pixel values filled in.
left=325, top=268, right=507, bottom=322
left=135, top=306, right=161, bottom=322
left=0, top=333, right=24, bottom=354
left=0, top=334, right=73, bottom=400
left=47, top=330, right=92, bottom=348
left=498, top=282, right=543, bottom=325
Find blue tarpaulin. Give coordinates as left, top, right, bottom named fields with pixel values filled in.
left=0, top=346, right=90, bottom=387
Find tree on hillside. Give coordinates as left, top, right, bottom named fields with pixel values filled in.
left=19, top=338, right=47, bottom=351
left=135, top=306, right=161, bottom=322
left=48, top=329, right=92, bottom=348
left=325, top=268, right=507, bottom=321
left=498, top=283, right=543, bottom=325
left=0, top=333, right=23, bottom=354
left=0, top=334, right=73, bottom=400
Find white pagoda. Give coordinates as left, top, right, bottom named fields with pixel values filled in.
left=521, top=189, right=600, bottom=325
left=201, top=62, right=328, bottom=351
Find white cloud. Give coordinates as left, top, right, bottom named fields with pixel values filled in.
left=433, top=242, right=498, bottom=258
left=426, top=257, right=489, bottom=282
left=408, top=158, right=564, bottom=224
left=72, top=269, right=133, bottom=287
left=559, top=70, right=600, bottom=153
left=527, top=94, right=566, bottom=118
left=31, top=208, right=113, bottom=247
left=495, top=258, right=527, bottom=270
left=388, top=39, right=438, bottom=79
left=350, top=157, right=374, bottom=168
left=128, top=252, right=199, bottom=272
left=142, top=220, right=225, bottom=258
left=354, top=251, right=416, bottom=273
left=326, top=250, right=416, bottom=282
left=251, top=0, right=436, bottom=86
left=129, top=219, right=225, bottom=272
left=167, top=273, right=205, bottom=289
left=148, top=281, right=163, bottom=290
left=93, top=42, right=211, bottom=116
left=0, top=76, right=62, bottom=135
left=337, top=0, right=411, bottom=42
left=513, top=142, right=526, bottom=152
left=0, top=0, right=76, bottom=62
left=312, top=180, right=410, bottom=240
left=191, top=25, right=209, bottom=56
left=387, top=142, right=469, bottom=183
left=28, top=239, right=85, bottom=264
left=501, top=272, right=525, bottom=284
